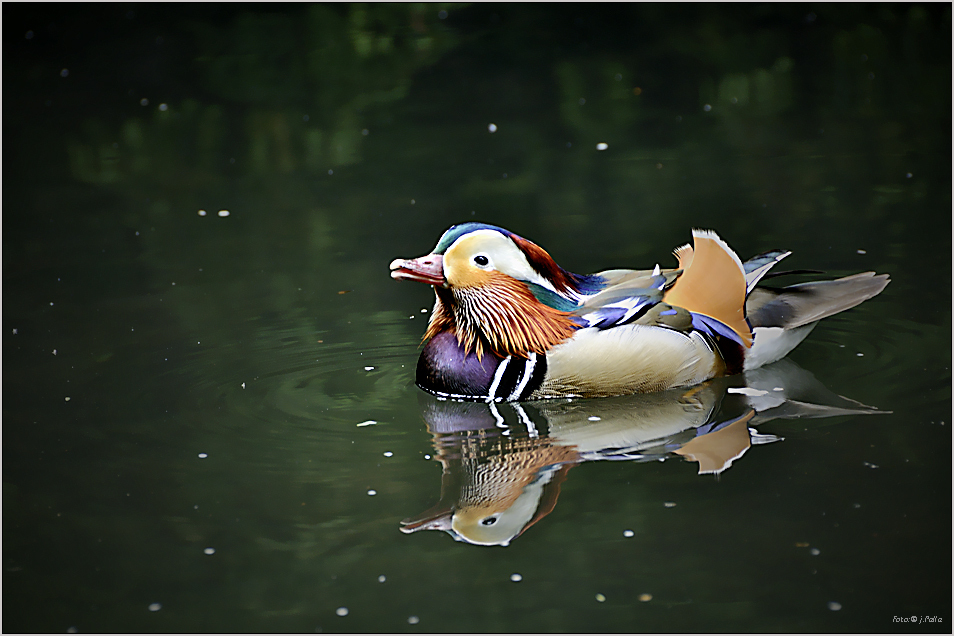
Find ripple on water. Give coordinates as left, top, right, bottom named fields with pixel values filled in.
left=166, top=312, right=422, bottom=453
left=795, top=312, right=947, bottom=398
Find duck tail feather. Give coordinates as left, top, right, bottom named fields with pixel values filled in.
left=748, top=272, right=889, bottom=329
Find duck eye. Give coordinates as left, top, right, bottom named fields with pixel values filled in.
left=481, top=516, right=497, bottom=526
left=473, top=255, right=489, bottom=267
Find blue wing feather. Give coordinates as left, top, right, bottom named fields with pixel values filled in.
left=743, top=250, right=790, bottom=294
left=575, top=274, right=668, bottom=330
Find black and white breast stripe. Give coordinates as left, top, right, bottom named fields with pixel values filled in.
left=426, top=353, right=547, bottom=403
left=485, top=352, right=548, bottom=402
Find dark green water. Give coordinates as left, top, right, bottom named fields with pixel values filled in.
left=3, top=4, right=951, bottom=633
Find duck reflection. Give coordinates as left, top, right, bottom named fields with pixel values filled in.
left=400, top=359, right=882, bottom=546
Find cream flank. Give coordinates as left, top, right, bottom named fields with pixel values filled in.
left=538, top=324, right=721, bottom=397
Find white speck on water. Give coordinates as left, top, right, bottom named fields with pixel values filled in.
left=198, top=209, right=207, bottom=216
left=424, top=454, right=431, bottom=460
left=862, top=461, right=879, bottom=469
left=356, top=420, right=377, bottom=427
left=217, top=210, right=229, bottom=217
left=856, top=249, right=867, bottom=254
left=203, top=547, right=215, bottom=555
left=53, top=349, right=57, bottom=355
left=65, top=397, right=71, bottom=402
left=810, top=548, right=821, bottom=556
left=241, top=382, right=245, bottom=389
left=335, top=607, right=348, bottom=617
left=853, top=503, right=861, bottom=508
left=703, top=103, right=712, bottom=112
left=639, top=593, right=653, bottom=602
left=828, top=601, right=842, bottom=611
left=773, top=387, right=784, bottom=391
left=510, top=573, right=522, bottom=582
left=378, top=575, right=386, bottom=583
left=383, top=451, right=393, bottom=457
left=159, top=103, right=168, bottom=111
left=623, top=529, right=635, bottom=538
left=595, top=593, right=606, bottom=602
left=364, top=366, right=375, bottom=371
left=367, top=489, right=377, bottom=496
left=727, top=387, right=768, bottom=396
left=408, top=615, right=420, bottom=625
left=664, top=502, right=676, bottom=508
left=50, top=302, right=54, bottom=306
left=12, top=328, right=17, bottom=334
left=198, top=453, right=208, bottom=458
left=588, top=416, right=601, bottom=421
left=148, top=603, right=162, bottom=612
left=596, top=142, right=609, bottom=150
left=488, top=123, right=497, bottom=133
left=856, top=352, right=864, bottom=357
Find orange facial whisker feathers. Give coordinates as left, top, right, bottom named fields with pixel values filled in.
left=425, top=273, right=578, bottom=359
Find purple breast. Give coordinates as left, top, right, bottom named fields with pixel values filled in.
left=416, top=331, right=501, bottom=399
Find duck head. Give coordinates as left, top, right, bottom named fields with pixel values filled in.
left=390, top=223, right=603, bottom=360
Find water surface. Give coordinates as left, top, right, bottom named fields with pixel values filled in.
left=3, top=4, right=951, bottom=633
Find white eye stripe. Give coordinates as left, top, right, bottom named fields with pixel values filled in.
left=446, top=228, right=576, bottom=300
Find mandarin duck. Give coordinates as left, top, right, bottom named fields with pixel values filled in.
left=390, top=223, right=889, bottom=401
